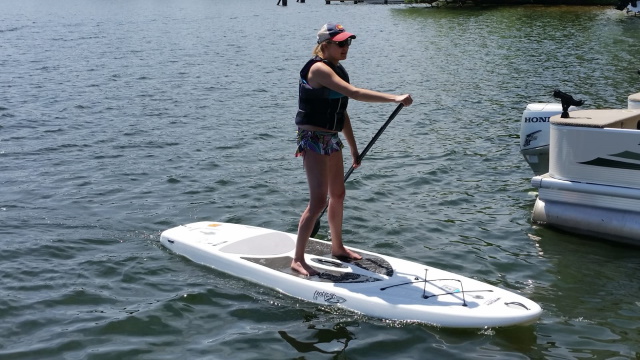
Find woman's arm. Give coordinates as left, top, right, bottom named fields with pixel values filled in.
left=308, top=62, right=413, bottom=106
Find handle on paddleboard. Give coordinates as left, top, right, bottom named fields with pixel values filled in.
left=311, top=103, right=404, bottom=238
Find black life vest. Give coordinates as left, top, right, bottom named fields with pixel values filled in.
left=295, top=56, right=349, bottom=132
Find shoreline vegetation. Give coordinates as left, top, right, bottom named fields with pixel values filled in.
left=407, top=0, right=622, bottom=6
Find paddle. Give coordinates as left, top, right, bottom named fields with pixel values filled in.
left=310, top=103, right=404, bottom=238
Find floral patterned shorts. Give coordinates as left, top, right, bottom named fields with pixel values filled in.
left=295, top=129, right=344, bottom=157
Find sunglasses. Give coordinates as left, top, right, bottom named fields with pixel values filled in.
left=328, top=38, right=352, bottom=48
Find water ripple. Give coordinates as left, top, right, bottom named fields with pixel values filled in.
left=1, top=1, right=640, bottom=359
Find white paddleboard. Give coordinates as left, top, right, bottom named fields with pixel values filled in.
left=160, top=222, right=542, bottom=328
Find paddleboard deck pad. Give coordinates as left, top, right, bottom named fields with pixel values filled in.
left=160, top=222, right=542, bottom=328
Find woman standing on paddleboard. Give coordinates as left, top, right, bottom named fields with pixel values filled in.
left=293, top=23, right=413, bottom=276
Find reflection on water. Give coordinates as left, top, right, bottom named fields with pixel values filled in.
left=279, top=323, right=355, bottom=356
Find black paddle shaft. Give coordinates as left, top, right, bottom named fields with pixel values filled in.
left=310, top=103, right=404, bottom=237
left=343, top=103, right=404, bottom=182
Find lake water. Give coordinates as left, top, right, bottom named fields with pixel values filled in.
left=1, top=0, right=640, bottom=359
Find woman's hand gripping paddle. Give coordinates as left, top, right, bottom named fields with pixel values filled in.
left=310, top=103, right=404, bottom=238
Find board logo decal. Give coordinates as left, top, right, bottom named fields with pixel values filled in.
left=485, top=297, right=501, bottom=305
left=313, top=290, right=346, bottom=304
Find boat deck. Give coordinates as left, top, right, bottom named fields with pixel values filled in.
left=551, top=109, right=640, bottom=129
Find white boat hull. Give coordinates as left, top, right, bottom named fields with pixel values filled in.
left=520, top=92, right=640, bottom=176
left=626, top=3, right=640, bottom=15
left=531, top=109, right=640, bottom=245
left=532, top=175, right=640, bottom=245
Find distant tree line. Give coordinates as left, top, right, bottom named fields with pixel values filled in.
left=407, top=0, right=625, bottom=5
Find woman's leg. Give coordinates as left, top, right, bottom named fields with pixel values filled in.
left=292, top=150, right=329, bottom=276
left=326, top=150, right=362, bottom=260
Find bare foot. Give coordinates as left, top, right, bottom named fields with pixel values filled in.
left=291, top=259, right=319, bottom=276
left=332, top=247, right=362, bottom=261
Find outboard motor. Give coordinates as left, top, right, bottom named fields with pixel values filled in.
left=519, top=91, right=583, bottom=175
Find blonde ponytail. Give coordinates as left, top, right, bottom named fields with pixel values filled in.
left=312, top=42, right=326, bottom=57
